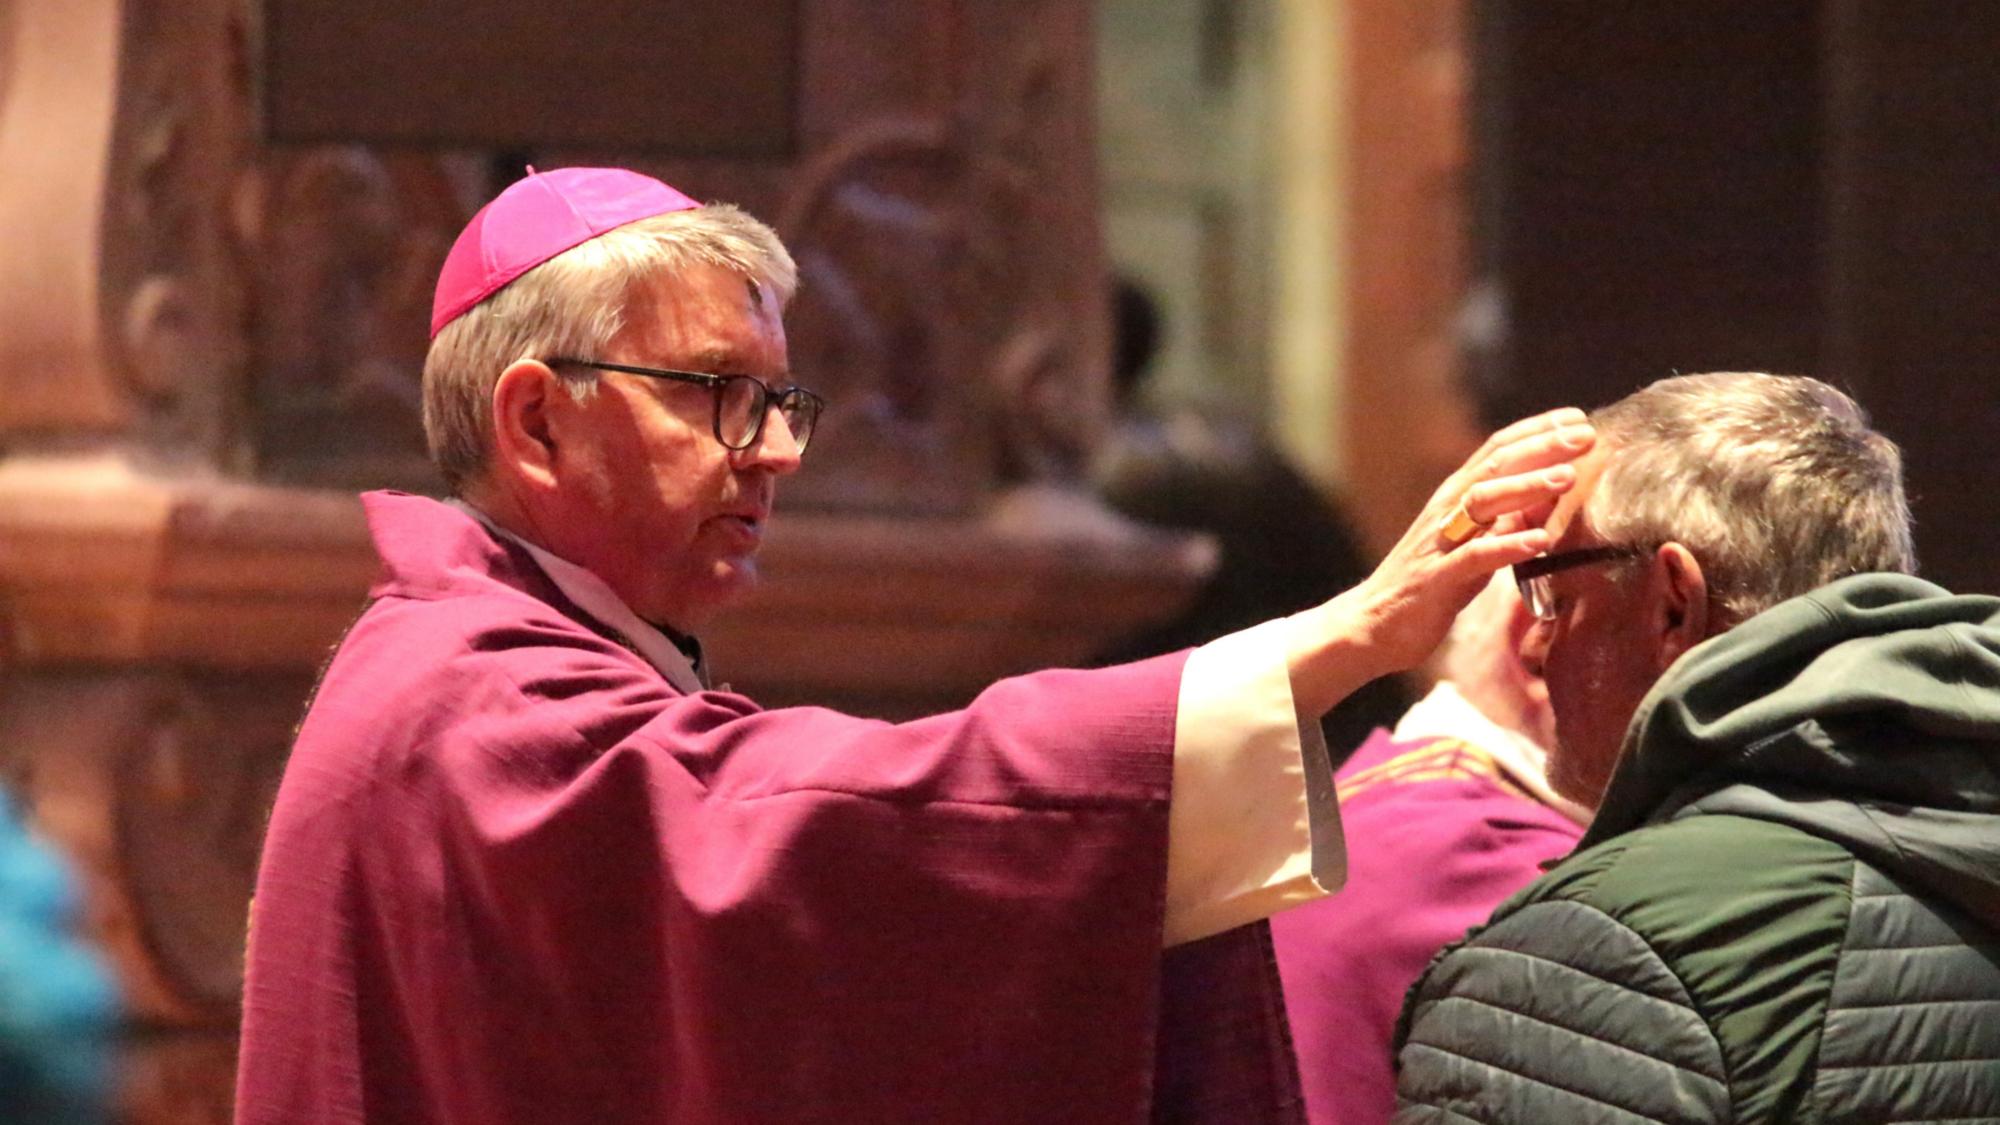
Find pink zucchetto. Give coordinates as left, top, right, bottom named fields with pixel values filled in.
left=429, top=166, right=701, bottom=338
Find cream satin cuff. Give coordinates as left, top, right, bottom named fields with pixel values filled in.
left=1161, top=616, right=1344, bottom=947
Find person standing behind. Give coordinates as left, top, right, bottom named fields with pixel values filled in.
left=1273, top=573, right=1587, bottom=1124
left=1094, top=277, right=1413, bottom=759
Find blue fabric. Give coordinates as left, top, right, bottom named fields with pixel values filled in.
left=0, top=789, right=117, bottom=1124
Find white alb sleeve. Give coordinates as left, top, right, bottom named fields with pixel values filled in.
left=1161, top=616, right=1344, bottom=947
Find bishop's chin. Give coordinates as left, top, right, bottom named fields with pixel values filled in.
left=699, top=557, right=763, bottom=607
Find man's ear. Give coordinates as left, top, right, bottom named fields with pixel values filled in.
left=489, top=359, right=563, bottom=490
left=1652, top=542, right=1710, bottom=672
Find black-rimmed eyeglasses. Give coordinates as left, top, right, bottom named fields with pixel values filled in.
left=550, top=358, right=826, bottom=453
left=1513, top=545, right=1647, bottom=621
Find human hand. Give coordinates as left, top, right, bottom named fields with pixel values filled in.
left=1287, top=408, right=1595, bottom=715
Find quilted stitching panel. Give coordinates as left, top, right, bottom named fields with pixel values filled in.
left=1812, top=863, right=2000, bottom=1123
left=1397, top=900, right=1729, bottom=1124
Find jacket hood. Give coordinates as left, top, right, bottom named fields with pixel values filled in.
left=1580, top=572, right=2000, bottom=928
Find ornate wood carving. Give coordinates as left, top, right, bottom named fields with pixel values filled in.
left=0, top=670, right=282, bottom=1123
left=241, top=0, right=1110, bottom=511
left=776, top=122, right=1046, bottom=512
left=772, top=0, right=1110, bottom=511
left=102, top=0, right=256, bottom=467
left=0, top=6, right=1202, bottom=1123
left=247, top=149, right=469, bottom=490
left=0, top=0, right=252, bottom=461
left=0, top=673, right=280, bottom=1023
left=113, top=677, right=292, bottom=1017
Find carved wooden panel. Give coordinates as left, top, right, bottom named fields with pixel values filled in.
left=243, top=0, right=1110, bottom=514
left=103, top=0, right=258, bottom=468
left=115, top=677, right=296, bottom=1016
left=0, top=673, right=292, bottom=1019
left=260, top=0, right=798, bottom=155
left=0, top=670, right=291, bottom=1124
left=247, top=150, right=471, bottom=490
left=0, top=6, right=1191, bottom=1123
left=0, top=0, right=254, bottom=462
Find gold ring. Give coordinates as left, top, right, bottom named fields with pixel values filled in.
left=1438, top=504, right=1490, bottom=548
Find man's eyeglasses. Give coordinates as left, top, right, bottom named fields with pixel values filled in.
left=1513, top=545, right=1647, bottom=621
left=550, top=359, right=826, bottom=453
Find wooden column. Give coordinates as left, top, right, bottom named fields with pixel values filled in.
left=1340, top=0, right=1484, bottom=554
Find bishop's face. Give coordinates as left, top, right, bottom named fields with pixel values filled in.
left=554, top=263, right=803, bottom=632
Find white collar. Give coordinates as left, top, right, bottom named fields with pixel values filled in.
left=447, top=499, right=707, bottom=694
left=1392, top=681, right=1592, bottom=826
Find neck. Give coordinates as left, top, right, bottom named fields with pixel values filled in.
left=458, top=477, right=537, bottom=544
left=460, top=478, right=706, bottom=637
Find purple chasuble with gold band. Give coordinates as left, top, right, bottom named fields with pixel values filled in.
left=1272, top=730, right=1582, bottom=1124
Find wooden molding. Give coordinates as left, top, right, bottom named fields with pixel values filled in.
left=0, top=457, right=1212, bottom=707
left=0, top=457, right=376, bottom=669
left=715, top=483, right=1217, bottom=712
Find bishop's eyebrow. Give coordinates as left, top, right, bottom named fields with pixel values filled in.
left=688, top=346, right=746, bottom=373
left=688, top=346, right=792, bottom=383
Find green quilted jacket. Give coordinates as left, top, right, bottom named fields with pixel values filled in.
left=1392, top=573, right=2000, bottom=1123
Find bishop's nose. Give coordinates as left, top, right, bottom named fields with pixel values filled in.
left=737, top=406, right=804, bottom=475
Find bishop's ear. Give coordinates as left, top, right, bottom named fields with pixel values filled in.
left=1652, top=542, right=1711, bottom=671
left=489, top=359, right=563, bottom=490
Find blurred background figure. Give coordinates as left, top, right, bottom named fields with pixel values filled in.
left=1094, top=276, right=1412, bottom=759
left=0, top=787, right=118, bottom=1125
left=1270, top=572, right=1587, bottom=1125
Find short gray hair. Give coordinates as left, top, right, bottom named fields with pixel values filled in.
left=422, top=204, right=798, bottom=494
left=1587, top=371, right=1915, bottom=623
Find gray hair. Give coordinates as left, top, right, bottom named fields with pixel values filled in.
left=422, top=204, right=798, bottom=494
left=1586, top=371, right=1915, bottom=623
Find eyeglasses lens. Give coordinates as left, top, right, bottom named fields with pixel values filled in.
left=716, top=377, right=764, bottom=449
left=778, top=392, right=819, bottom=451
left=1519, top=575, right=1556, bottom=621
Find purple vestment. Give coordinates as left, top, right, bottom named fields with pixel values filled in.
left=1271, top=730, right=1583, bottom=1124
left=237, top=492, right=1300, bottom=1124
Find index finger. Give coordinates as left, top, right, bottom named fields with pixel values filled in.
left=1475, top=417, right=1596, bottom=484
left=1467, top=407, right=1590, bottom=465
